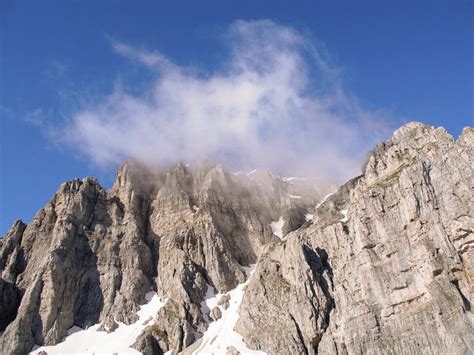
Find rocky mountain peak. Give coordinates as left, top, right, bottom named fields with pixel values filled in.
left=1, top=122, right=473, bottom=355
left=0, top=157, right=321, bottom=354
left=458, top=126, right=474, bottom=147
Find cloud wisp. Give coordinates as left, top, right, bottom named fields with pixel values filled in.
left=63, top=20, right=394, bottom=182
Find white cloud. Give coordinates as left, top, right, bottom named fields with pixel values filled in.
left=62, top=19, right=394, bottom=182
left=111, top=40, right=174, bottom=70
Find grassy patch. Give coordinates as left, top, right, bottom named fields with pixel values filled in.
left=271, top=273, right=292, bottom=292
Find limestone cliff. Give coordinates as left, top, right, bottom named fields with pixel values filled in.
left=0, top=123, right=472, bottom=355
left=0, top=161, right=318, bottom=354
left=236, top=123, right=474, bottom=354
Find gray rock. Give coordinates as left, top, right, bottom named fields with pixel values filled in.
left=0, top=160, right=318, bottom=354
left=217, top=294, right=231, bottom=310
left=235, top=236, right=334, bottom=354
left=226, top=345, right=241, bottom=355
left=0, top=176, right=155, bottom=354
left=237, top=122, right=474, bottom=354
left=1, top=122, right=472, bottom=355
left=210, top=306, right=222, bottom=321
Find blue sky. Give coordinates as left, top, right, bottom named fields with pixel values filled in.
left=0, top=0, right=472, bottom=235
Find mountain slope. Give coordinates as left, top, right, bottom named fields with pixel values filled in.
left=0, top=122, right=473, bottom=355
left=237, top=123, right=474, bottom=354
left=0, top=161, right=319, bottom=354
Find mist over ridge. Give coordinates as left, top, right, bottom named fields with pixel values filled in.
left=62, top=19, right=395, bottom=183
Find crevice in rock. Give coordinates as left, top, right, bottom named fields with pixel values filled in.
left=178, top=324, right=185, bottom=351
left=290, top=313, right=309, bottom=355
left=302, top=245, right=336, bottom=353
left=451, top=279, right=471, bottom=312
left=0, top=278, right=22, bottom=331
left=143, top=199, right=160, bottom=284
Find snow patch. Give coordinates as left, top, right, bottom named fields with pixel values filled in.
left=315, top=192, right=335, bottom=209
left=270, top=216, right=284, bottom=239
left=30, top=292, right=167, bottom=355
left=287, top=193, right=301, bottom=199
left=305, top=213, right=314, bottom=221
left=200, top=284, right=217, bottom=323
left=340, top=209, right=349, bottom=223
left=232, top=169, right=257, bottom=177
left=281, top=176, right=308, bottom=182
left=191, top=266, right=265, bottom=355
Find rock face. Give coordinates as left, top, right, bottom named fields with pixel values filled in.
left=237, top=123, right=474, bottom=354
left=0, top=161, right=319, bottom=355
left=0, top=122, right=473, bottom=355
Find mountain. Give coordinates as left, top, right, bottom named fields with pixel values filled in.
left=1, top=122, right=473, bottom=355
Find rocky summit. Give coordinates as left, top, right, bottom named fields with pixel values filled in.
left=0, top=122, right=473, bottom=355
